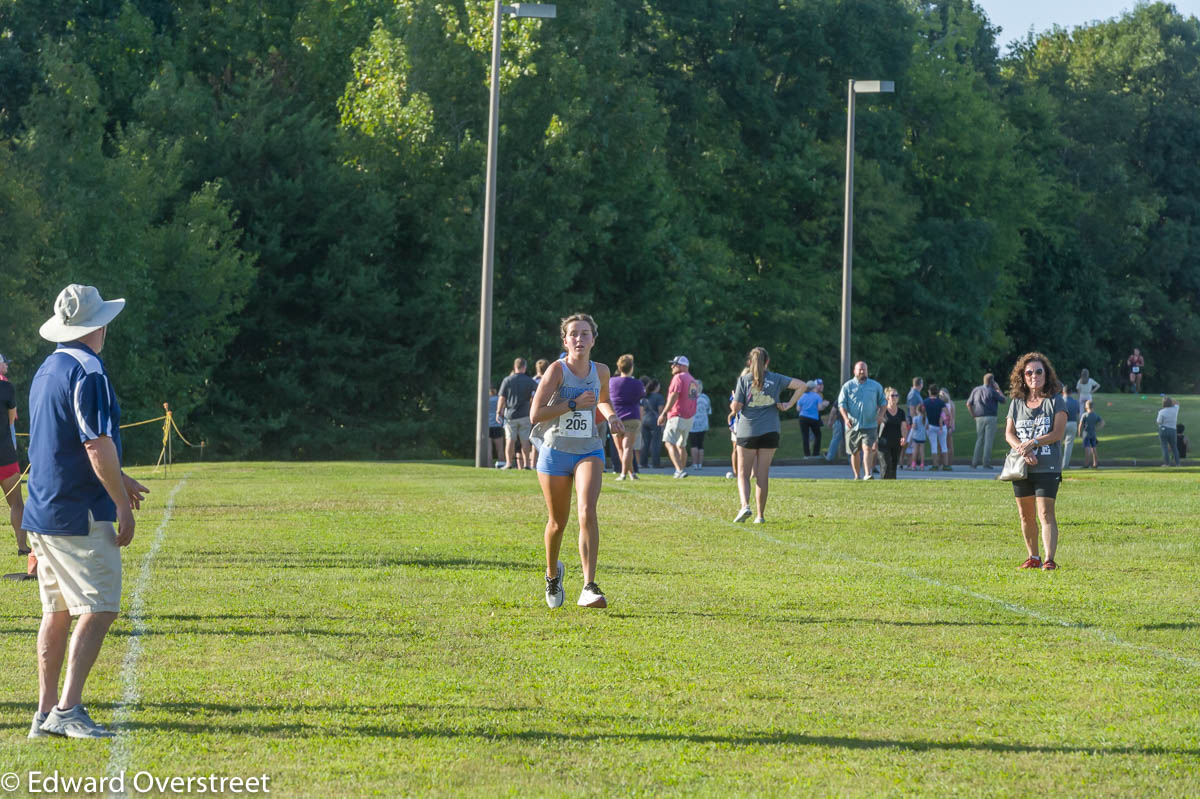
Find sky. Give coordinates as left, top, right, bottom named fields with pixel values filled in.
left=976, top=0, right=1200, bottom=50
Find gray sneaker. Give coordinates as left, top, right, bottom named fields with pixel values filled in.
left=545, top=561, right=565, bottom=609
left=40, top=705, right=114, bottom=739
left=28, top=710, right=49, bottom=739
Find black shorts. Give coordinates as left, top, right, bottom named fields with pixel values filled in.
left=1012, top=472, right=1061, bottom=499
left=687, top=430, right=707, bottom=449
left=488, top=427, right=504, bottom=440
left=737, top=432, right=780, bottom=450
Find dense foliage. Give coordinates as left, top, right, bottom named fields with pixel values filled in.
left=0, top=0, right=1197, bottom=460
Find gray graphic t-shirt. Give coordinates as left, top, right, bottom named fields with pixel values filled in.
left=1007, top=395, right=1066, bottom=474
left=733, top=371, right=795, bottom=438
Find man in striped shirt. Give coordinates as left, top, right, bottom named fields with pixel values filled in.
left=23, top=284, right=148, bottom=740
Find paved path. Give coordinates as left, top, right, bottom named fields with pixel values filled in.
left=632, top=464, right=1001, bottom=481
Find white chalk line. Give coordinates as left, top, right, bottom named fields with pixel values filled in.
left=106, top=478, right=188, bottom=795
left=613, top=484, right=1200, bottom=671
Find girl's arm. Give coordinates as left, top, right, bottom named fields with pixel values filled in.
left=596, top=364, right=623, bottom=434
left=530, top=362, right=570, bottom=425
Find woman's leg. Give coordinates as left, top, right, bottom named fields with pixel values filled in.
left=751, top=448, right=776, bottom=519
left=538, top=472, right=574, bottom=578
left=1036, top=496, right=1058, bottom=562
left=1016, top=495, right=1039, bottom=559
left=573, top=458, right=604, bottom=584
left=736, top=446, right=752, bottom=509
left=2, top=474, right=25, bottom=551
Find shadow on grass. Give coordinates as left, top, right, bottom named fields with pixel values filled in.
left=608, top=610, right=1052, bottom=628
left=151, top=553, right=675, bottom=576
left=0, top=700, right=1194, bottom=757
left=1139, top=622, right=1199, bottom=630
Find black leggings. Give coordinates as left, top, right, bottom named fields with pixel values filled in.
left=799, top=417, right=822, bottom=456
left=879, top=440, right=902, bottom=479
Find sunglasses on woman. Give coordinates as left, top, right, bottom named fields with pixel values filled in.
left=1024, top=368, right=1044, bottom=376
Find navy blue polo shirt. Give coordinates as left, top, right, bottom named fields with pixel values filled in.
left=22, top=343, right=122, bottom=536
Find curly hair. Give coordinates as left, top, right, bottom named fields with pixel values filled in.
left=1008, top=351, right=1062, bottom=401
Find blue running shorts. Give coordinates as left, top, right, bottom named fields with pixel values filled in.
left=537, top=447, right=605, bottom=476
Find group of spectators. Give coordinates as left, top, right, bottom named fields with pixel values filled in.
left=491, top=354, right=712, bottom=480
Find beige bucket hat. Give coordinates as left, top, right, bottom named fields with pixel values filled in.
left=39, top=284, right=125, bottom=343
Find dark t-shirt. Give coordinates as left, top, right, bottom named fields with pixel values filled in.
left=1080, top=411, right=1103, bottom=439
left=923, top=397, right=947, bottom=428
left=879, top=407, right=907, bottom=446
left=498, top=373, right=538, bottom=420
left=0, top=381, right=15, bottom=464
left=644, top=392, right=666, bottom=426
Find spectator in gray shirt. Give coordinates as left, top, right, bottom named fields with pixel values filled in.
left=966, top=373, right=1005, bottom=469
left=1059, top=384, right=1080, bottom=468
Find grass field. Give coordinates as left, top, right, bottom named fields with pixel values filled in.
left=700, top=392, right=1196, bottom=465
left=1, top=462, right=1198, bottom=797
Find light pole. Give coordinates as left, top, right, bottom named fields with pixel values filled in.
left=476, top=2, right=556, bottom=468
left=839, top=78, right=894, bottom=387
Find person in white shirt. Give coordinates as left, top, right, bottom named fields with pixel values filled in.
left=1076, top=369, right=1100, bottom=405
left=1157, top=397, right=1181, bottom=466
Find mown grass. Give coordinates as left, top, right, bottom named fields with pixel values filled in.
left=1, top=462, right=1198, bottom=797
left=698, top=392, right=1197, bottom=465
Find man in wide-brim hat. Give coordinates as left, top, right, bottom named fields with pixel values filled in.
left=23, top=284, right=149, bottom=739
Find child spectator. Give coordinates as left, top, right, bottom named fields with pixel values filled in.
left=909, top=404, right=928, bottom=470
left=1177, top=424, right=1189, bottom=460
left=1078, top=400, right=1105, bottom=468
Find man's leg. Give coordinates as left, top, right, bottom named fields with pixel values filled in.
left=972, top=417, right=987, bottom=467
left=521, top=440, right=534, bottom=470
left=504, top=434, right=517, bottom=469
left=982, top=417, right=997, bottom=467
left=1061, top=428, right=1075, bottom=469
left=59, top=611, right=117, bottom=709
left=37, top=611, right=71, bottom=713
left=863, top=442, right=875, bottom=476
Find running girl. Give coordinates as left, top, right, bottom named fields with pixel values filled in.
left=529, top=313, right=623, bottom=609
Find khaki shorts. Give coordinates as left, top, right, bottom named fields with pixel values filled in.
left=615, top=418, right=641, bottom=444
left=846, top=426, right=878, bottom=454
left=28, top=513, right=122, bottom=615
left=662, top=415, right=694, bottom=447
left=504, top=417, right=532, bottom=444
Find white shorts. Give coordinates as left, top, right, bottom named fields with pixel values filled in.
left=662, top=415, right=694, bottom=447
left=928, top=425, right=949, bottom=454
left=28, top=513, right=122, bottom=615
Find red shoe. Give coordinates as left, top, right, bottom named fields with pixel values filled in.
left=1042, top=560, right=1058, bottom=571
left=1019, top=556, right=1042, bottom=569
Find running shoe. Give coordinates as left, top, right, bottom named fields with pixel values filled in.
left=1019, top=556, right=1042, bottom=569
left=1042, top=559, right=1058, bottom=571
left=39, top=705, right=114, bottom=739
left=725, top=471, right=734, bottom=479
left=631, top=473, right=640, bottom=480
left=615, top=473, right=626, bottom=481
left=753, top=517, right=765, bottom=524
left=578, top=582, right=607, bottom=608
left=678, top=470, right=688, bottom=478
left=862, top=473, right=873, bottom=481
left=733, top=506, right=753, bottom=523
left=545, top=561, right=565, bottom=609
left=28, top=710, right=49, bottom=739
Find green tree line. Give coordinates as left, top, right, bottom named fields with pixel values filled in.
left=0, top=0, right=1196, bottom=461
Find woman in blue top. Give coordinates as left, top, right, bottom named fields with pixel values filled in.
left=530, top=313, right=623, bottom=610
left=728, top=347, right=803, bottom=524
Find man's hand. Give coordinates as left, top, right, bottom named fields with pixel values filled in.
left=609, top=416, right=626, bottom=436
left=123, top=473, right=149, bottom=510
left=115, top=505, right=136, bottom=547
left=573, top=391, right=597, bottom=410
